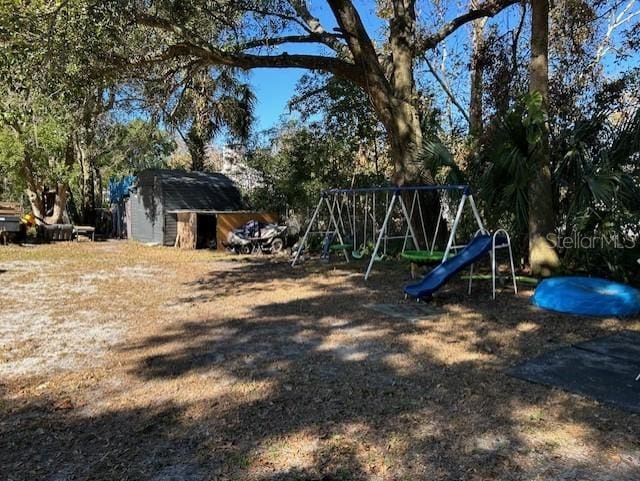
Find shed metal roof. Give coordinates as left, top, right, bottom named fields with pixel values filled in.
left=134, top=169, right=244, bottom=211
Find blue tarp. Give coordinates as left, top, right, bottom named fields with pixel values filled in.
left=532, top=276, right=640, bottom=317
left=108, top=175, right=136, bottom=204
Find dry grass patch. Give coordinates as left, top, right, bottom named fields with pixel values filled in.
left=1, top=241, right=639, bottom=481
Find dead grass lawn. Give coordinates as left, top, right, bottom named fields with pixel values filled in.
left=1, top=241, right=639, bottom=481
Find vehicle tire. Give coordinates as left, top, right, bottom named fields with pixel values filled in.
left=271, top=237, right=284, bottom=253
left=240, top=245, right=252, bottom=255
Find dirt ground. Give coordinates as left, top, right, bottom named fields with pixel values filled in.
left=1, top=241, right=639, bottom=481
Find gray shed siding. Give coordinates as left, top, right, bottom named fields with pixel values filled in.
left=129, top=175, right=164, bottom=244
left=163, top=213, right=177, bottom=246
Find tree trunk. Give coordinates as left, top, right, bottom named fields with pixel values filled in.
left=186, top=125, right=206, bottom=171
left=45, top=183, right=67, bottom=224
left=72, top=132, right=92, bottom=222
left=80, top=150, right=92, bottom=221
left=21, top=150, right=45, bottom=224
left=74, top=136, right=97, bottom=224
left=327, top=0, right=424, bottom=185
left=388, top=0, right=423, bottom=185
left=175, top=212, right=197, bottom=249
left=94, top=166, right=102, bottom=209
left=528, top=0, right=559, bottom=276
left=26, top=187, right=45, bottom=224
left=387, top=102, right=423, bottom=185
left=469, top=0, right=487, bottom=138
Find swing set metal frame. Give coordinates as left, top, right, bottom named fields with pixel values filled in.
left=292, top=184, right=518, bottom=297
left=292, top=185, right=481, bottom=276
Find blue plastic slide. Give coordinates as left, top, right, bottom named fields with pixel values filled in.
left=404, top=234, right=495, bottom=299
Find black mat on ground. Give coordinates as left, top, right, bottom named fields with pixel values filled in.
left=575, top=330, right=640, bottom=364
left=509, top=330, right=640, bottom=414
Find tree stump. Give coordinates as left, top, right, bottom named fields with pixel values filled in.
left=175, top=212, right=197, bottom=249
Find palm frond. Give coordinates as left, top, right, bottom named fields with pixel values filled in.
left=415, top=136, right=465, bottom=185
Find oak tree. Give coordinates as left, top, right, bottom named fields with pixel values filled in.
left=99, top=0, right=518, bottom=184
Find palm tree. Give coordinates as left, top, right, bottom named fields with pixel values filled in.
left=167, top=68, right=255, bottom=171
left=136, top=65, right=255, bottom=171
left=479, top=98, right=639, bottom=279
left=555, top=108, right=640, bottom=271
left=557, top=118, right=637, bottom=220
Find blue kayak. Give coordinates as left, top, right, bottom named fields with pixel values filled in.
left=532, top=276, right=640, bottom=317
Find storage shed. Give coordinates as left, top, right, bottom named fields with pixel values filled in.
left=128, top=169, right=244, bottom=247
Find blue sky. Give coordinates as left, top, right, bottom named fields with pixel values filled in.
left=248, top=68, right=307, bottom=133
left=244, top=1, right=386, bottom=134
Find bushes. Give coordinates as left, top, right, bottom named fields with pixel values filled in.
left=473, top=93, right=640, bottom=281
left=553, top=108, right=640, bottom=282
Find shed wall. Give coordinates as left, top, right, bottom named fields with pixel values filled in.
left=129, top=183, right=164, bottom=244
left=164, top=213, right=177, bottom=246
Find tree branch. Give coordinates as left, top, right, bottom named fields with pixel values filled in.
left=134, top=14, right=363, bottom=85
left=287, top=0, right=351, bottom=57
left=422, top=54, right=470, bottom=124
left=594, top=0, right=640, bottom=65
left=236, top=33, right=342, bottom=51
left=243, top=6, right=314, bottom=34
left=511, top=2, right=527, bottom=77
left=415, top=0, right=519, bottom=53
left=323, top=0, right=396, bottom=124
left=288, top=85, right=329, bottom=110
left=327, top=0, right=380, bottom=67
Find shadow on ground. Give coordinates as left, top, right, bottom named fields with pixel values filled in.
left=2, top=257, right=639, bottom=480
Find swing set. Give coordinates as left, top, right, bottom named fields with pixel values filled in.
left=292, top=183, right=518, bottom=298
left=292, top=185, right=489, bottom=276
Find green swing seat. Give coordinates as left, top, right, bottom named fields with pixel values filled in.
left=351, top=246, right=385, bottom=261
left=400, top=250, right=454, bottom=264
left=329, top=243, right=353, bottom=252
left=351, top=249, right=384, bottom=260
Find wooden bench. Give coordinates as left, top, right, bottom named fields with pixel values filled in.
left=0, top=201, right=22, bottom=217
left=0, top=202, right=22, bottom=244
left=73, top=225, right=96, bottom=241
